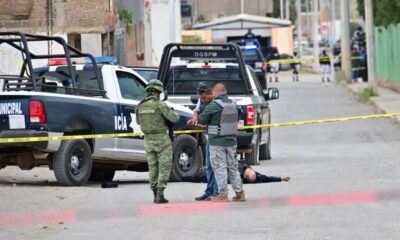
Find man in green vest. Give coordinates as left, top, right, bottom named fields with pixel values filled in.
left=136, top=79, right=179, bottom=204
left=198, top=82, right=245, bottom=202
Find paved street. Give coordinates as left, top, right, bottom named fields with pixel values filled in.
left=1, top=73, right=400, bottom=240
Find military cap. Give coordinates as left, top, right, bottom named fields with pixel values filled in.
left=146, top=79, right=164, bottom=93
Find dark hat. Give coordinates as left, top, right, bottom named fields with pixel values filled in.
left=197, top=82, right=210, bottom=94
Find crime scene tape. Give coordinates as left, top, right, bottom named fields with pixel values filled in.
left=1, top=113, right=400, bottom=144
left=267, top=55, right=363, bottom=65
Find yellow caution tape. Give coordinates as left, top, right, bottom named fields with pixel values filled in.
left=267, top=55, right=363, bottom=65
left=1, top=113, right=399, bottom=144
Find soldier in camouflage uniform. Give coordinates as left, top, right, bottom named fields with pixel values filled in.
left=136, top=79, right=179, bottom=204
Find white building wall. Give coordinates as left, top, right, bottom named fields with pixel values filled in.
left=212, top=29, right=271, bottom=43
left=149, top=0, right=181, bottom=66
left=81, top=34, right=102, bottom=56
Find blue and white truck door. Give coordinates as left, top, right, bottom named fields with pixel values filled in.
left=112, top=68, right=147, bottom=161
left=91, top=67, right=121, bottom=160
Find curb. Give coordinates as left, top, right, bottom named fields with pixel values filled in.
left=343, top=82, right=400, bottom=125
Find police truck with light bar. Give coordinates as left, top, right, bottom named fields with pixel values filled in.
left=0, top=32, right=201, bottom=186
left=157, top=43, right=279, bottom=165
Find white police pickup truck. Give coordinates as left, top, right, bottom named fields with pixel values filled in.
left=0, top=32, right=201, bottom=186
left=157, top=43, right=279, bottom=165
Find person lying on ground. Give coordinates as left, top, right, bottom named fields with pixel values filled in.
left=185, top=162, right=291, bottom=184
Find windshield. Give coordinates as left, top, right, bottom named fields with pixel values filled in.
left=166, top=67, right=248, bottom=95
left=133, top=69, right=158, bottom=81
left=241, top=49, right=262, bottom=62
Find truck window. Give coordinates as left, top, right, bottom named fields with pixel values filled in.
left=36, top=67, right=103, bottom=96
left=116, top=71, right=147, bottom=100
left=241, top=49, right=261, bottom=62
left=167, top=67, right=248, bottom=95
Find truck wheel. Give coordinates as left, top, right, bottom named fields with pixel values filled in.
left=170, top=134, right=203, bottom=182
left=89, top=166, right=115, bottom=182
left=245, top=133, right=260, bottom=165
left=259, top=130, right=271, bottom=160
left=53, top=139, right=92, bottom=186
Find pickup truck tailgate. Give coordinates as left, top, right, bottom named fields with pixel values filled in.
left=0, top=96, right=30, bottom=131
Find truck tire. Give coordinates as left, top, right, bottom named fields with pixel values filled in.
left=89, top=166, right=115, bottom=182
left=170, top=134, right=203, bottom=182
left=259, top=130, right=271, bottom=160
left=52, top=139, right=92, bottom=186
left=245, top=133, right=260, bottom=165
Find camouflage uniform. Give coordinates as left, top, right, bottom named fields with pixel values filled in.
left=136, top=79, right=179, bottom=203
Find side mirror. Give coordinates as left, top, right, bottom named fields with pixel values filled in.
left=160, top=91, right=168, bottom=101
left=264, top=87, right=279, bottom=101
left=190, top=95, right=199, bottom=104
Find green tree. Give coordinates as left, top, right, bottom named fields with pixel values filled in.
left=118, top=4, right=134, bottom=35
left=357, top=0, right=400, bottom=27
left=268, top=0, right=297, bottom=24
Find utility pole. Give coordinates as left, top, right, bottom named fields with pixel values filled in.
left=285, top=0, right=290, bottom=20
left=240, top=0, right=244, bottom=14
left=312, top=0, right=319, bottom=71
left=330, top=0, right=336, bottom=82
left=280, top=0, right=284, bottom=19
left=296, top=0, right=302, bottom=57
left=364, top=0, right=377, bottom=90
left=340, top=0, right=351, bottom=81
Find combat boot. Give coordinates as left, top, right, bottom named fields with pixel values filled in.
left=154, top=188, right=169, bottom=204
left=211, top=194, right=229, bottom=202
left=151, top=188, right=157, bottom=203
left=232, top=191, right=246, bottom=202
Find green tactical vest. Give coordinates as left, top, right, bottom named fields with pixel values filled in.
left=137, top=98, right=168, bottom=134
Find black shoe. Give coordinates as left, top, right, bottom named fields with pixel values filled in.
left=195, top=194, right=210, bottom=201
left=155, top=194, right=169, bottom=204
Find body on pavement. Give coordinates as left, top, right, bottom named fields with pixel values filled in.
left=187, top=161, right=291, bottom=184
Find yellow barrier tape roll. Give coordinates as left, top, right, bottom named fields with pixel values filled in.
left=1, top=113, right=399, bottom=144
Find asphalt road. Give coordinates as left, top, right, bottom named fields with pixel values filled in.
left=1, top=73, right=400, bottom=240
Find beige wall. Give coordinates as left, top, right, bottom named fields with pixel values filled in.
left=187, top=0, right=273, bottom=23
left=182, top=30, right=212, bottom=43
left=0, top=0, right=117, bottom=34
left=272, top=27, right=293, bottom=55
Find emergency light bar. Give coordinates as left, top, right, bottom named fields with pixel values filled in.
left=241, top=45, right=258, bottom=50
left=186, top=63, right=227, bottom=69
left=48, top=56, right=117, bottom=66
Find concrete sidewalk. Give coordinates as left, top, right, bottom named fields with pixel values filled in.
left=346, top=82, right=400, bottom=123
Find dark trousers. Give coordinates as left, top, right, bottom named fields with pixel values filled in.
left=204, top=144, right=218, bottom=196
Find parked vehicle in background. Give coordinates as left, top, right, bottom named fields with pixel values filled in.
left=0, top=32, right=199, bottom=185
left=294, top=37, right=309, bottom=49
left=278, top=53, right=294, bottom=71
left=157, top=43, right=280, bottom=165
left=129, top=67, right=158, bottom=81
left=229, top=39, right=267, bottom=90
